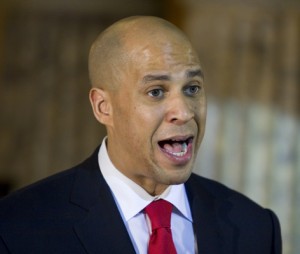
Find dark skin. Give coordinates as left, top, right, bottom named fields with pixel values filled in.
left=89, top=16, right=207, bottom=195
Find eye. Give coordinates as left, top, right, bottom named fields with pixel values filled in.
left=184, top=85, right=201, bottom=96
left=148, top=88, right=164, bottom=98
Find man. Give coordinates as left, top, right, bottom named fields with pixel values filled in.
left=0, top=16, right=281, bottom=254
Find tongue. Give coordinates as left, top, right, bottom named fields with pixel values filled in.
left=163, top=142, right=183, bottom=153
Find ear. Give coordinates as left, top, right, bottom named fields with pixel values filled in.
left=89, top=88, right=113, bottom=126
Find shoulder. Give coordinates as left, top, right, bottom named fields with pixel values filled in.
left=0, top=147, right=116, bottom=253
left=187, top=173, right=262, bottom=207
left=186, top=173, right=279, bottom=225
left=0, top=167, right=78, bottom=219
left=187, top=173, right=281, bottom=234
left=0, top=147, right=100, bottom=214
left=186, top=173, right=282, bottom=253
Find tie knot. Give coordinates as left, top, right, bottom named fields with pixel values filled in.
left=145, top=199, right=173, bottom=230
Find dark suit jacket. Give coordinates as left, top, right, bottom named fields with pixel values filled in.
left=0, top=148, right=282, bottom=254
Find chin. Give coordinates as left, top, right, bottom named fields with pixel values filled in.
left=162, top=167, right=192, bottom=185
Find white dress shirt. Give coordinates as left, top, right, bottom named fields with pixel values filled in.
left=98, top=138, right=195, bottom=254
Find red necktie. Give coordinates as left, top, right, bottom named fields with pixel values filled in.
left=145, top=199, right=177, bottom=254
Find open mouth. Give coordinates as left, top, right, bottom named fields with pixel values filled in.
left=158, top=136, right=194, bottom=158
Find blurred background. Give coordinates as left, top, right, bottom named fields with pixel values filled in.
left=0, top=0, right=299, bottom=253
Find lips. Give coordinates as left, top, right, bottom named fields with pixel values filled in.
left=158, top=136, right=194, bottom=164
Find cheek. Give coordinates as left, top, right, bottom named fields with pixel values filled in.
left=200, top=102, right=207, bottom=123
left=194, top=97, right=206, bottom=118
left=134, top=103, right=165, bottom=124
left=136, top=105, right=165, bottom=139
left=133, top=104, right=165, bottom=144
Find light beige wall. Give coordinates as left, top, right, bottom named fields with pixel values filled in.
left=177, top=2, right=300, bottom=254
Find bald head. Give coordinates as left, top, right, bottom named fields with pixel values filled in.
left=88, top=16, right=194, bottom=90
left=88, top=16, right=205, bottom=194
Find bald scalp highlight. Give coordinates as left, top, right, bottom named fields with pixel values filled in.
left=88, top=16, right=193, bottom=90
left=88, top=25, right=124, bottom=90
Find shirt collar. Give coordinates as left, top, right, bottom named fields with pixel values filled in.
left=98, top=137, right=193, bottom=223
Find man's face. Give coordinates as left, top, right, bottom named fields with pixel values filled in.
left=107, top=35, right=206, bottom=194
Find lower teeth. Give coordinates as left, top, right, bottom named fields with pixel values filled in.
left=171, top=142, right=187, bottom=157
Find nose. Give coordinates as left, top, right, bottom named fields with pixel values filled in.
left=165, top=95, right=194, bottom=125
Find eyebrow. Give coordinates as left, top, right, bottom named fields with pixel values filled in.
left=142, top=74, right=170, bottom=84
left=186, top=69, right=204, bottom=79
left=142, top=69, right=204, bottom=84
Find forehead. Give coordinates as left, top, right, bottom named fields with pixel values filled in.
left=125, top=37, right=201, bottom=79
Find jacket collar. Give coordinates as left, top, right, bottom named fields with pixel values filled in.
left=185, top=174, right=236, bottom=254
left=70, top=147, right=136, bottom=254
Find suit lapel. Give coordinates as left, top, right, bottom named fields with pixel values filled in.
left=70, top=149, right=135, bottom=254
left=69, top=149, right=237, bottom=254
left=185, top=175, right=236, bottom=254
